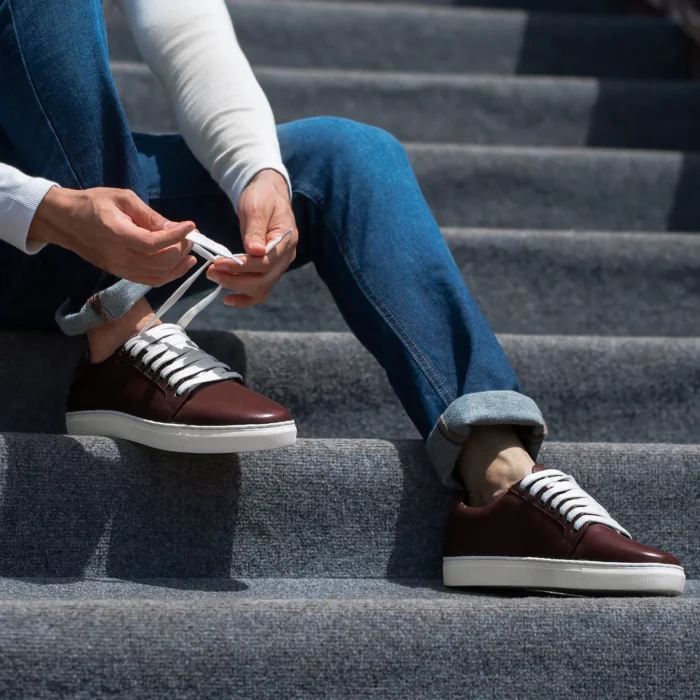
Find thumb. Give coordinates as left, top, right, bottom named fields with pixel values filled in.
left=118, top=190, right=169, bottom=232
left=241, top=207, right=269, bottom=257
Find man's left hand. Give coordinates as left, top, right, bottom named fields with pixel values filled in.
left=206, top=169, right=297, bottom=308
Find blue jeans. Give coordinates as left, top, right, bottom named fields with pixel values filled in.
left=0, top=0, right=546, bottom=487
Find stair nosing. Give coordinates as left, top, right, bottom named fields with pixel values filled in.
left=111, top=60, right=700, bottom=91
left=226, top=0, right=678, bottom=28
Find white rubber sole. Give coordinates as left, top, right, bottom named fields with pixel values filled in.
left=66, top=410, right=297, bottom=453
left=443, top=556, right=686, bottom=596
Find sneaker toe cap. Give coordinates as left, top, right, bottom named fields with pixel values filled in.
left=573, top=524, right=682, bottom=567
left=175, top=380, right=292, bottom=426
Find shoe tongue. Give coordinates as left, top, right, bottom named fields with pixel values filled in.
left=531, top=464, right=547, bottom=474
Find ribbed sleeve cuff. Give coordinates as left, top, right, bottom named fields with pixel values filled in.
left=0, top=177, right=58, bottom=255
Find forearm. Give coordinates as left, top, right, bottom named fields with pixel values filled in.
left=0, top=163, right=57, bottom=254
left=116, top=0, right=291, bottom=210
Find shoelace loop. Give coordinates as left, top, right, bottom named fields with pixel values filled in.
left=518, top=468, right=631, bottom=538
left=124, top=229, right=291, bottom=396
left=125, top=324, right=241, bottom=396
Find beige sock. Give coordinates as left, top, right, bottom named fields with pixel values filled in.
left=456, top=425, right=535, bottom=507
left=86, top=297, right=161, bottom=363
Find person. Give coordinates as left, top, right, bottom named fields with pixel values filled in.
left=0, top=0, right=684, bottom=595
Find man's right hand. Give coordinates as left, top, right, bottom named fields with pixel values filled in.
left=28, top=186, right=197, bottom=286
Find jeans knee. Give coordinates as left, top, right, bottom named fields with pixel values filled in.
left=298, top=117, right=406, bottom=174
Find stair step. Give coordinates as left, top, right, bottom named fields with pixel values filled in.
left=106, top=1, right=690, bottom=79
left=0, top=577, right=457, bottom=599
left=3, top=330, right=700, bottom=443
left=1, top=576, right=697, bottom=600
left=1, top=584, right=697, bottom=699
left=274, top=0, right=631, bottom=12
left=0, top=436, right=696, bottom=578
left=113, top=63, right=700, bottom=152
left=404, top=144, right=700, bottom=231
left=182, top=228, right=700, bottom=337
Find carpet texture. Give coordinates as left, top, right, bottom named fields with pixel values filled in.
left=107, top=2, right=691, bottom=79
left=2, top=329, right=700, bottom=443
left=0, top=435, right=697, bottom=578
left=1, top=0, right=698, bottom=696
left=115, top=64, right=700, bottom=152
left=1, top=594, right=698, bottom=699
left=280, top=0, right=631, bottom=11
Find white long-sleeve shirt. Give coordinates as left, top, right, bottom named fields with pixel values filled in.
left=0, top=0, right=290, bottom=255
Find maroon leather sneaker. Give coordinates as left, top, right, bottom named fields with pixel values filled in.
left=443, top=465, right=685, bottom=595
left=66, top=323, right=296, bottom=453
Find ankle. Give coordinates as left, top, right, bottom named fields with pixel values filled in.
left=86, top=297, right=160, bottom=363
left=457, top=425, right=535, bottom=506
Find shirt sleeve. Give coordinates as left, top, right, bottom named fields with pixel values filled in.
left=115, top=0, right=292, bottom=211
left=0, top=163, right=57, bottom=254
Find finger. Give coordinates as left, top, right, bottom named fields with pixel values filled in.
left=125, top=255, right=197, bottom=287
left=223, top=292, right=268, bottom=308
left=211, top=254, right=273, bottom=275
left=241, top=224, right=297, bottom=266
left=211, top=237, right=296, bottom=275
left=212, top=270, right=277, bottom=301
left=240, top=204, right=271, bottom=257
left=135, top=239, right=194, bottom=273
left=155, top=255, right=199, bottom=286
left=116, top=190, right=170, bottom=231
left=207, top=268, right=264, bottom=294
left=122, top=220, right=196, bottom=253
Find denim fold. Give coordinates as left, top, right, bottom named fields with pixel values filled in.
left=56, top=279, right=151, bottom=336
left=427, top=390, right=547, bottom=490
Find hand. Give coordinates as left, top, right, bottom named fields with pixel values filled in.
left=206, top=169, right=297, bottom=308
left=28, top=186, right=197, bottom=286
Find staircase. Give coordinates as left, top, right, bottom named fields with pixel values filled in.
left=1, top=0, right=699, bottom=696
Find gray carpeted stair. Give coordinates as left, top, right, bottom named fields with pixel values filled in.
left=115, top=63, right=700, bottom=151
left=3, top=329, right=700, bottom=443
left=0, top=435, right=697, bottom=577
left=283, top=0, right=632, bottom=11
left=406, top=144, right=700, bottom=230
left=110, top=225, right=700, bottom=337
left=0, top=433, right=698, bottom=696
left=1, top=591, right=697, bottom=700
left=2, top=0, right=699, bottom=696
left=108, top=1, right=691, bottom=79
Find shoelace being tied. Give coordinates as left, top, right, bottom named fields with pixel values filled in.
left=519, top=468, right=631, bottom=538
left=124, top=229, right=292, bottom=396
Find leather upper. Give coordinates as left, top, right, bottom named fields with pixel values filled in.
left=67, top=347, right=292, bottom=427
left=444, top=466, right=681, bottom=567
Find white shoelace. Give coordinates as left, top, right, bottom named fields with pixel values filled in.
left=123, top=229, right=291, bottom=396
left=125, top=323, right=241, bottom=396
left=519, top=468, right=631, bottom=538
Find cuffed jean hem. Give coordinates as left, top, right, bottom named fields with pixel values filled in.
left=426, top=390, right=547, bottom=491
left=55, top=279, right=151, bottom=336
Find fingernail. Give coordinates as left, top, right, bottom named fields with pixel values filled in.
left=164, top=220, right=177, bottom=228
